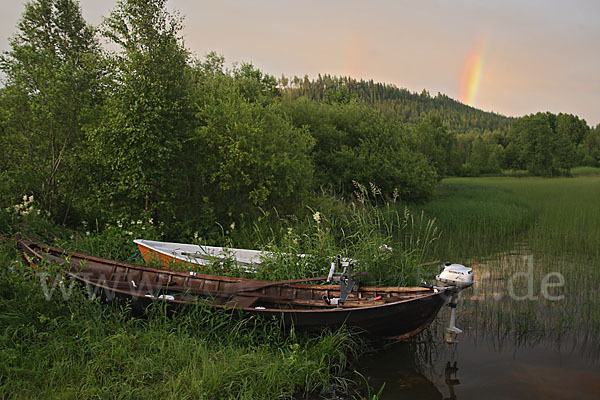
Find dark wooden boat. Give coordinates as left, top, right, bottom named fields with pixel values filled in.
left=16, top=236, right=453, bottom=339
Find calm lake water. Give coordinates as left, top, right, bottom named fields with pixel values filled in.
left=360, top=247, right=600, bottom=399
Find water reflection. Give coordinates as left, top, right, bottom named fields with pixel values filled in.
left=360, top=336, right=461, bottom=400
left=361, top=330, right=600, bottom=399
left=359, top=341, right=442, bottom=399
left=444, top=361, right=459, bottom=400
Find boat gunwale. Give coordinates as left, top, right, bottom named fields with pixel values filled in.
left=20, top=239, right=433, bottom=293
left=64, top=269, right=447, bottom=314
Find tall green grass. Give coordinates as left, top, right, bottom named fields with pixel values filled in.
left=570, top=166, right=600, bottom=176
left=235, top=183, right=440, bottom=287
left=414, top=179, right=536, bottom=260
left=424, top=176, right=600, bottom=342
left=0, top=249, right=363, bottom=399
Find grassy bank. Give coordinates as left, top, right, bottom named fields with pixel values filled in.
left=0, top=241, right=362, bottom=399
left=0, top=194, right=440, bottom=400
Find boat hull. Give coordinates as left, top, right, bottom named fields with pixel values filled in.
left=263, top=294, right=446, bottom=338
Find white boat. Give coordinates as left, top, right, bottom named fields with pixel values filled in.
left=134, top=239, right=266, bottom=271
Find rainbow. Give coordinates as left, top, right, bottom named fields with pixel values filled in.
left=460, top=37, right=489, bottom=107
left=342, top=29, right=363, bottom=78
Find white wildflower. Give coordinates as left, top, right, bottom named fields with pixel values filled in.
left=136, top=220, right=142, bottom=225
left=28, top=195, right=34, bottom=202
left=22, top=195, right=27, bottom=202
left=313, top=211, right=321, bottom=224
left=149, top=218, right=153, bottom=225
left=193, top=231, right=199, bottom=240
left=86, top=231, right=90, bottom=236
left=230, top=222, right=235, bottom=230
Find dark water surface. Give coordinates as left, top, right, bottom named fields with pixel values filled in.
left=360, top=248, right=600, bottom=399
left=360, top=329, right=600, bottom=399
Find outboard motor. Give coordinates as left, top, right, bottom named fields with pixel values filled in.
left=436, top=263, right=474, bottom=344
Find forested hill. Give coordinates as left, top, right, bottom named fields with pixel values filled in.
left=279, top=75, right=513, bottom=134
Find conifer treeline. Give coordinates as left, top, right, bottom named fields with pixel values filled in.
left=278, top=74, right=513, bottom=134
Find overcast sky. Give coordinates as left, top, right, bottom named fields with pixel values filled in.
left=2, top=0, right=599, bottom=126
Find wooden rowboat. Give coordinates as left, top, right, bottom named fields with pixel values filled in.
left=16, top=236, right=454, bottom=339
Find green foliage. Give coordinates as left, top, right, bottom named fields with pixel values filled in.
left=249, top=186, right=440, bottom=287
left=61, top=216, right=162, bottom=261
left=0, top=194, right=61, bottom=242
left=0, top=0, right=102, bottom=224
left=412, top=115, right=458, bottom=177
left=509, top=112, right=583, bottom=176
left=188, top=55, right=315, bottom=225
left=280, top=74, right=512, bottom=135
left=456, top=132, right=504, bottom=176
left=88, top=0, right=193, bottom=223
left=281, top=98, right=437, bottom=201
left=233, top=62, right=280, bottom=104
left=579, top=125, right=600, bottom=167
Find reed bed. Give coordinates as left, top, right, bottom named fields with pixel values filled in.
left=424, top=176, right=600, bottom=347
left=414, top=180, right=535, bottom=260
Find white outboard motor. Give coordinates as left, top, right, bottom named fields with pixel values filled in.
left=436, top=263, right=474, bottom=289
left=436, top=263, right=474, bottom=344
